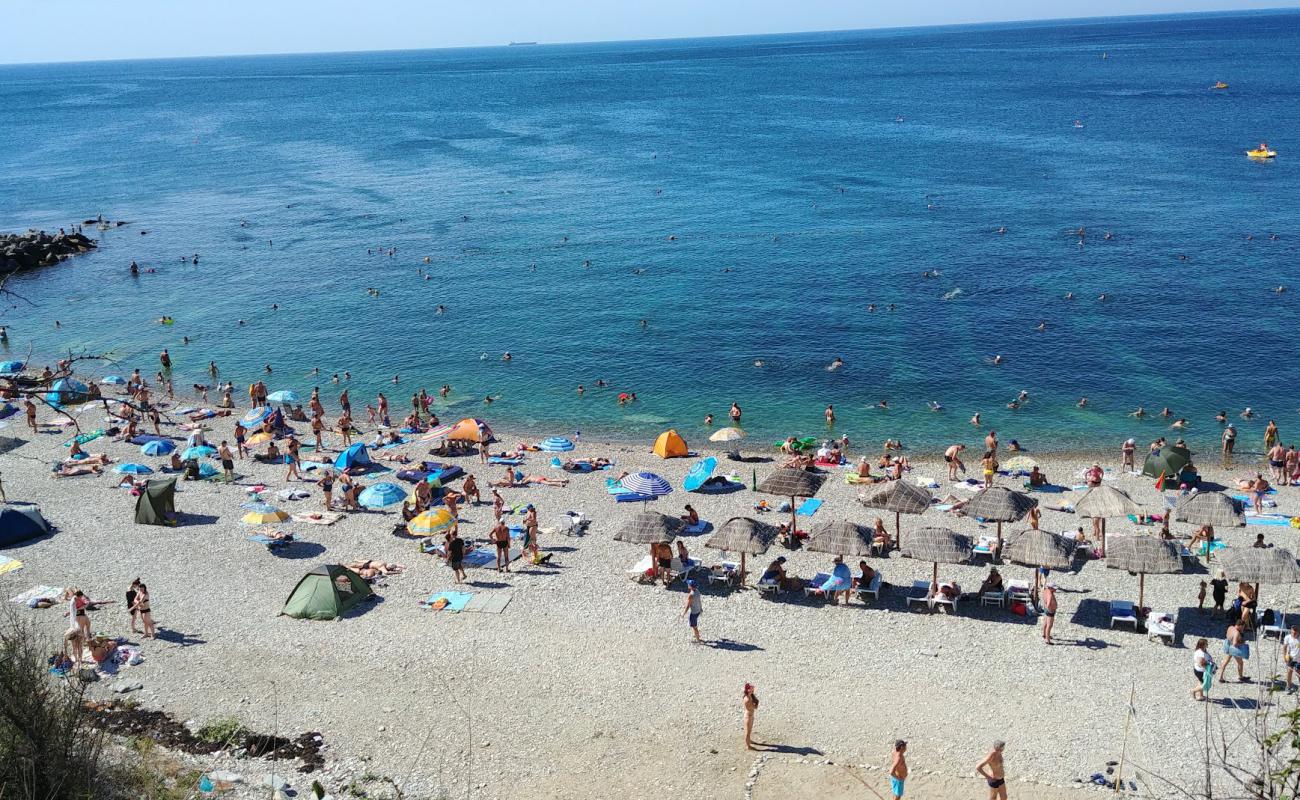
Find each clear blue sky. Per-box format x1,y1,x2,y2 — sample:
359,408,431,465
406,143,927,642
6,0,1298,64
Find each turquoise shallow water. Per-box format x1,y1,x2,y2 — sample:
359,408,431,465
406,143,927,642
0,11,1298,453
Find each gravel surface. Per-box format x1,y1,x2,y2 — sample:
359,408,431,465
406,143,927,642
5,400,1296,798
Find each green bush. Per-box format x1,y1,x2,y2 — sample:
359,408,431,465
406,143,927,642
195,717,244,746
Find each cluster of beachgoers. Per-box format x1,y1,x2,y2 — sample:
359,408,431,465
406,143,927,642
2,354,1298,798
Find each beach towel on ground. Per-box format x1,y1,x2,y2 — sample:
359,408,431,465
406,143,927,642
0,554,23,576
422,591,474,612
291,511,343,525
9,585,63,604
1247,515,1295,527
462,545,522,568
796,498,822,517
63,429,104,447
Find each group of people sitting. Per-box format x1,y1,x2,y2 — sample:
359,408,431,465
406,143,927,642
759,555,879,602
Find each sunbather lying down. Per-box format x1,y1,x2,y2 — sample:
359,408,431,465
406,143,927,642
938,494,969,513
258,527,294,542
524,474,568,487
347,559,405,580
66,453,112,467
55,462,103,477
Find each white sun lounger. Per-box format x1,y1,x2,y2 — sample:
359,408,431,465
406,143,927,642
707,561,740,587
854,571,883,601
1146,610,1176,644
1110,600,1139,630
626,555,699,583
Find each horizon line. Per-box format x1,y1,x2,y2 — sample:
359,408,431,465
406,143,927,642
1,5,1296,68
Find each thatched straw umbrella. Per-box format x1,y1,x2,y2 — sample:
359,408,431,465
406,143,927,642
959,487,1037,561
806,520,876,557
1218,547,1300,616
757,468,826,540
1173,491,1245,528
1106,535,1182,610
703,517,778,582
1004,528,1075,595
1074,485,1140,557
708,426,746,459
900,526,973,584
858,480,932,549
613,510,683,545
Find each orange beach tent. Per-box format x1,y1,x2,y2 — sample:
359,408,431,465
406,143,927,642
652,429,689,459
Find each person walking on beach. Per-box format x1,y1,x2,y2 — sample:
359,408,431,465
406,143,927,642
975,741,1007,799
1269,442,1287,483
311,413,325,451
742,683,759,750
338,411,352,447
1041,583,1058,644
317,469,335,511
492,489,505,521
944,444,966,480
447,528,467,584
285,437,301,481
889,740,908,798
1220,621,1249,683
1282,625,1300,692
218,441,234,481
681,579,703,642
24,399,37,432
234,421,247,459
1192,639,1214,700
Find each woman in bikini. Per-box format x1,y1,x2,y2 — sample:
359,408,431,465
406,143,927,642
133,583,156,639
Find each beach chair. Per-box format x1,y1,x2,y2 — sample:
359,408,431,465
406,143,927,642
854,571,883,602
708,561,740,588
1260,610,1288,639
1110,600,1139,630
931,584,960,613
756,576,780,596
905,580,932,609
803,572,833,599
1007,580,1032,604
1146,611,1176,645
972,536,998,561
980,590,1006,608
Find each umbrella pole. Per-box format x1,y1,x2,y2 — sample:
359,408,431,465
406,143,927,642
740,552,747,586
932,562,938,585
895,511,901,550
996,521,1003,563
1138,573,1145,612
1101,518,1107,558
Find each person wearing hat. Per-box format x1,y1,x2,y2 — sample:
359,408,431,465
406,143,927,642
1222,423,1237,459
1121,438,1136,472
681,579,703,642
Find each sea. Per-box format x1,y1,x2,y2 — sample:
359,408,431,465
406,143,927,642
1,10,1297,454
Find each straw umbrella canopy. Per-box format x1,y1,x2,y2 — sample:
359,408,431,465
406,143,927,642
1105,535,1183,610
709,426,747,458
1218,547,1300,612
757,468,826,538
1004,528,1075,595
900,526,973,584
613,510,684,545
1075,485,1141,557
858,480,932,549
806,520,876,557
959,487,1037,560
704,516,778,581
1173,491,1244,528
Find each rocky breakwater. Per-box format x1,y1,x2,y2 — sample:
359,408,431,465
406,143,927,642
1,229,97,274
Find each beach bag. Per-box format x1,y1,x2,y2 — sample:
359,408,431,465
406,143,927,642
1010,601,1028,616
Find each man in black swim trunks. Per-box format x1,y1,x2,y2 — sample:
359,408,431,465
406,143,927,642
975,740,1007,799
448,529,467,584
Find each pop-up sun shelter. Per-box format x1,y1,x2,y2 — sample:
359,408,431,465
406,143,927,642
134,478,176,525
0,504,51,546
281,564,373,620
334,443,372,471
652,429,688,459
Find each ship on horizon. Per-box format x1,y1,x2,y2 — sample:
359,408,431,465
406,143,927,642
508,41,538,46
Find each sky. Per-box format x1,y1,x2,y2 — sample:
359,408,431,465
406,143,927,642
5,0,1299,64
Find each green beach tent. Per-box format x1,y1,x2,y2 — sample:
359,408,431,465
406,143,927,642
281,564,373,620
1142,445,1192,481
133,478,176,526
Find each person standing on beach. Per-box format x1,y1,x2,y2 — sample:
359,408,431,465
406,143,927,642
1041,583,1058,644
944,444,966,480
1268,442,1287,483
729,402,742,425
984,430,998,453
492,519,512,572
1220,621,1249,682
681,579,703,642
1282,625,1300,691
742,683,759,750
133,582,156,639
492,489,505,521
311,413,325,451
338,411,352,447
448,528,467,584
889,740,908,798
24,399,37,432
975,741,1007,799
234,422,247,459
339,389,350,416
1121,438,1136,472
126,578,142,634
377,393,390,427
1192,639,1214,700
1222,424,1237,461
981,451,998,489
218,441,234,481
285,437,301,481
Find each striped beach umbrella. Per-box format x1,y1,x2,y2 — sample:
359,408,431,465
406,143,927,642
241,406,272,427
408,508,456,537
539,436,575,452
115,463,154,475
359,482,406,508
621,472,673,499
140,439,176,456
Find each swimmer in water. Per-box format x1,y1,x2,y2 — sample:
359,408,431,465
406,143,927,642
1276,286,1287,294
1171,418,1188,429
1098,293,1107,302
828,357,844,371
877,400,889,410
392,375,400,384
1160,407,1172,418
992,355,1003,365
1017,390,1029,403
502,352,512,361
867,304,877,312
928,400,943,412
1064,292,1075,300
436,305,446,314
1036,321,1047,331
997,226,1006,235
1007,400,1020,410
1130,407,1146,418
264,364,272,374
970,412,981,426
1077,397,1088,408
1241,407,1254,419
753,360,764,368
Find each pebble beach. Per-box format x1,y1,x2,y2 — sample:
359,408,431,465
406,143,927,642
4,393,1295,799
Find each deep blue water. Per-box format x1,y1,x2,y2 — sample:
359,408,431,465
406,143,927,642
1,11,1298,452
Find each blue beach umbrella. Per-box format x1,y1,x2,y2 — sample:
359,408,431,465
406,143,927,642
100,375,126,385
359,482,406,508
539,436,575,452
622,471,673,499
140,439,176,456
115,463,154,475
182,445,216,459
683,457,718,492
45,378,89,408
0,360,25,374
241,406,272,427
267,390,299,405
